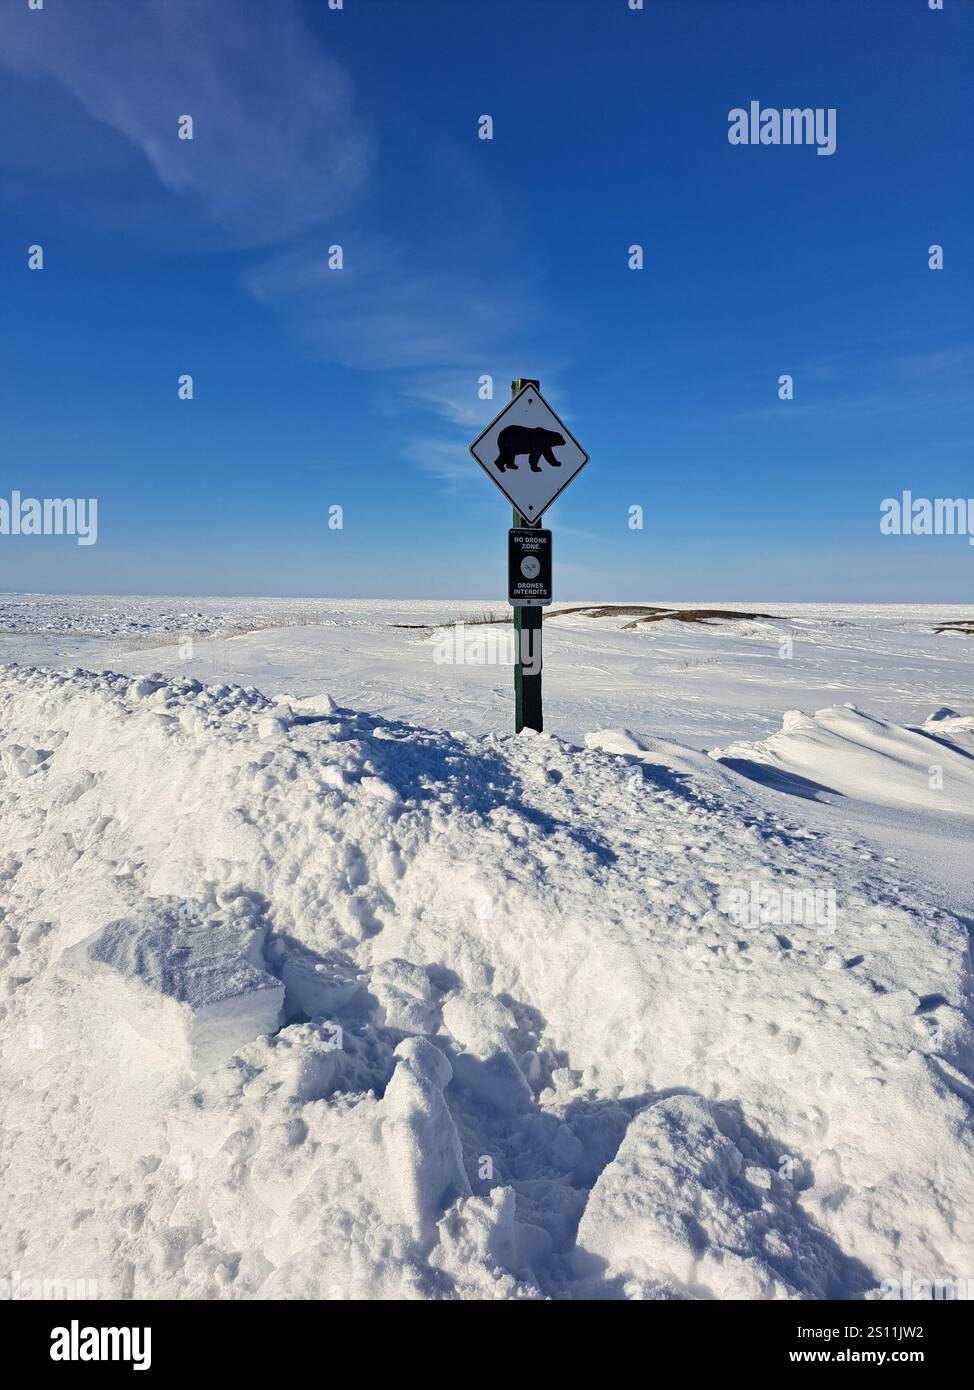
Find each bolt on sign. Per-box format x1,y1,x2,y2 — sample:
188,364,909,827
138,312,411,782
468,382,589,525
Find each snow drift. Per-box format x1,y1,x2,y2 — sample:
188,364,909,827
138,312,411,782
1,663,973,1300
711,704,974,815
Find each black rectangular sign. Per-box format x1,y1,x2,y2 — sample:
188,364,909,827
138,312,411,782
508,528,552,607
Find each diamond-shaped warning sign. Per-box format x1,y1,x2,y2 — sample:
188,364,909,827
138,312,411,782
469,383,589,523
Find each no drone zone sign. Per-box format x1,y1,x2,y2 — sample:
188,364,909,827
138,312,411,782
508,527,552,607
468,382,589,524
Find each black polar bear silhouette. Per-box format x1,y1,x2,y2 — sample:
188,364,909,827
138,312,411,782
494,425,566,473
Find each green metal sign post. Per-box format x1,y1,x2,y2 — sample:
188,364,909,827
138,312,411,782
469,376,588,736
510,378,543,733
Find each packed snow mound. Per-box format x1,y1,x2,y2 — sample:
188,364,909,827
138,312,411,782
62,903,283,1074
575,1095,859,1300
711,704,974,815
2,664,973,1300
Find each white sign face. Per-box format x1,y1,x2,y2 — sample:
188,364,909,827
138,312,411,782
469,384,588,523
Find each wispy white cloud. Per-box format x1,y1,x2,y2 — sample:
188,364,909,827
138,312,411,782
736,340,974,423
401,435,473,487
399,374,500,431
1,0,568,485
0,0,375,246
399,359,576,432
244,242,550,374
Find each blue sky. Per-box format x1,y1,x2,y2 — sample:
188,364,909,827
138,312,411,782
1,0,971,601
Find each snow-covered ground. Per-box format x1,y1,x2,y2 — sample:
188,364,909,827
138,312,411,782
1,597,972,1300
3,594,971,748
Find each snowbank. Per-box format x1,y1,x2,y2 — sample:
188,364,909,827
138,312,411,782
2,663,973,1300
